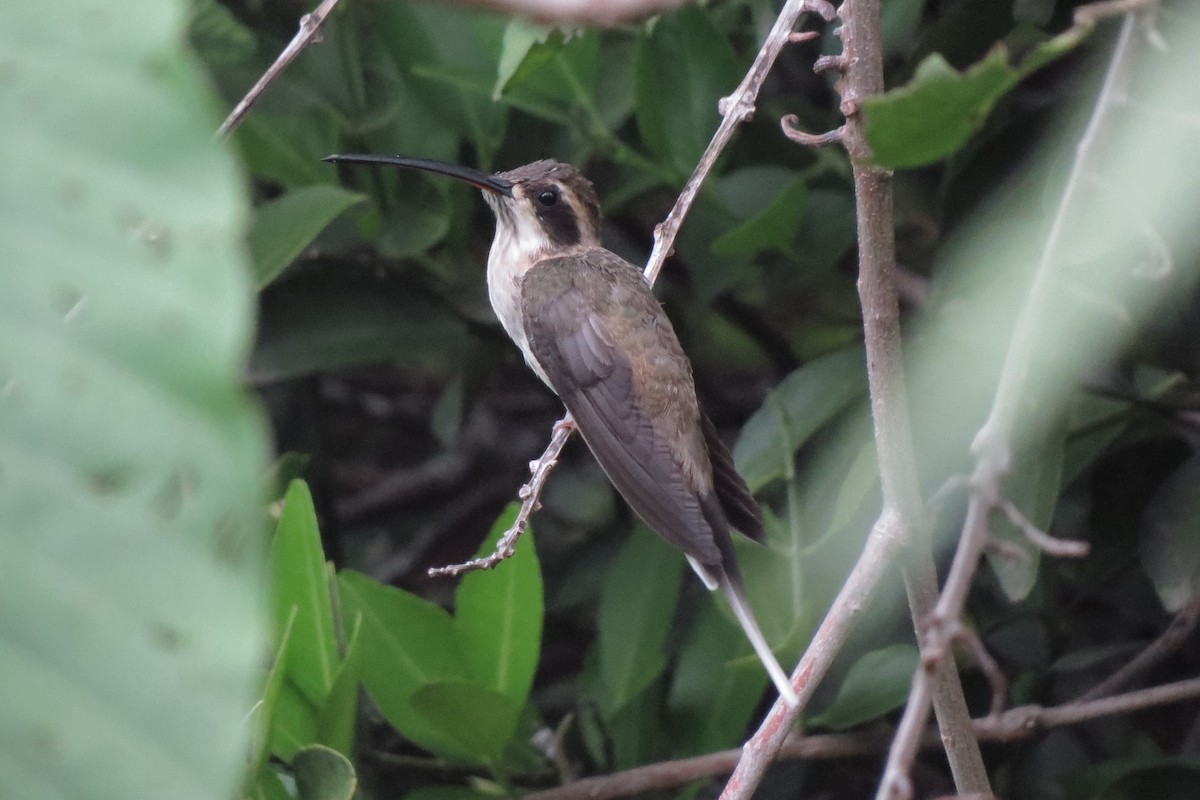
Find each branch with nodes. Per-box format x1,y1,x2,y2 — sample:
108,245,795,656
723,1,987,797
521,676,1200,800
874,4,1156,797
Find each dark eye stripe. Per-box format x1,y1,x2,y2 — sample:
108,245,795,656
532,183,578,246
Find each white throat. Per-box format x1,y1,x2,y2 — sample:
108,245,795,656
485,202,552,385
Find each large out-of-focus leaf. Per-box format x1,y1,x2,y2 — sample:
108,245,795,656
807,644,919,731
249,186,366,288
455,505,543,706
0,3,269,800
597,528,683,716
735,348,867,492
635,6,741,177
712,172,809,258
1140,453,1200,612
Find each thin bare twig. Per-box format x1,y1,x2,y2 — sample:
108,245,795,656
997,498,1090,558
875,9,1149,798
524,676,1200,800
1076,594,1200,702
217,0,341,138
428,417,574,577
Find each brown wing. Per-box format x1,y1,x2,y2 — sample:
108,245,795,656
522,252,722,565
701,412,765,542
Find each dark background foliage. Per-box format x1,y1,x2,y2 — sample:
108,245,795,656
192,0,1200,797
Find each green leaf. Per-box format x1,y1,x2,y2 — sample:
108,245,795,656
404,789,493,800
248,767,293,800
863,48,1016,169
410,681,522,763
316,613,363,758
251,606,298,771
234,112,340,189
292,744,357,800
808,644,919,730
635,6,741,177
1140,454,1200,612
249,186,366,288
712,176,809,258
455,505,544,706
0,2,269,799
337,570,476,761
667,601,768,756
493,19,557,100
272,481,338,706
597,528,683,716
268,680,319,761
734,348,868,492
864,24,1088,168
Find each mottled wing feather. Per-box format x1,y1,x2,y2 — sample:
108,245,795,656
523,254,722,565
701,412,765,542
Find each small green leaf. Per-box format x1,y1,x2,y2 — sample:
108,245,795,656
1140,454,1200,612
734,348,868,492
248,767,293,800
316,613,363,758
272,480,338,706
410,682,522,762
712,178,809,258
808,644,919,730
597,528,683,716
249,186,365,288
337,570,475,760
455,505,544,706
251,606,298,771
635,7,741,176
268,680,319,761
292,744,357,800
494,19,557,99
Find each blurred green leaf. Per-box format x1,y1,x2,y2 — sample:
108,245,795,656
455,505,544,706
250,186,366,288
635,6,741,177
252,607,297,770
271,481,338,706
667,601,767,756
712,176,809,258
808,644,918,730
337,571,476,761
268,680,319,761
369,2,508,164
597,528,683,716
251,277,470,382
187,0,257,65
316,613,362,758
494,19,558,99
248,767,293,800
410,682,522,763
1140,453,1200,612
735,348,868,492
0,2,269,799
864,23,1087,168
292,744,357,800
235,112,341,188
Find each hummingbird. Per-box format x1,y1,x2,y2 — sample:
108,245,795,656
324,154,799,708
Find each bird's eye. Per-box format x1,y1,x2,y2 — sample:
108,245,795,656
537,188,559,207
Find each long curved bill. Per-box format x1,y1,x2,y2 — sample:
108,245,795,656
322,154,513,196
